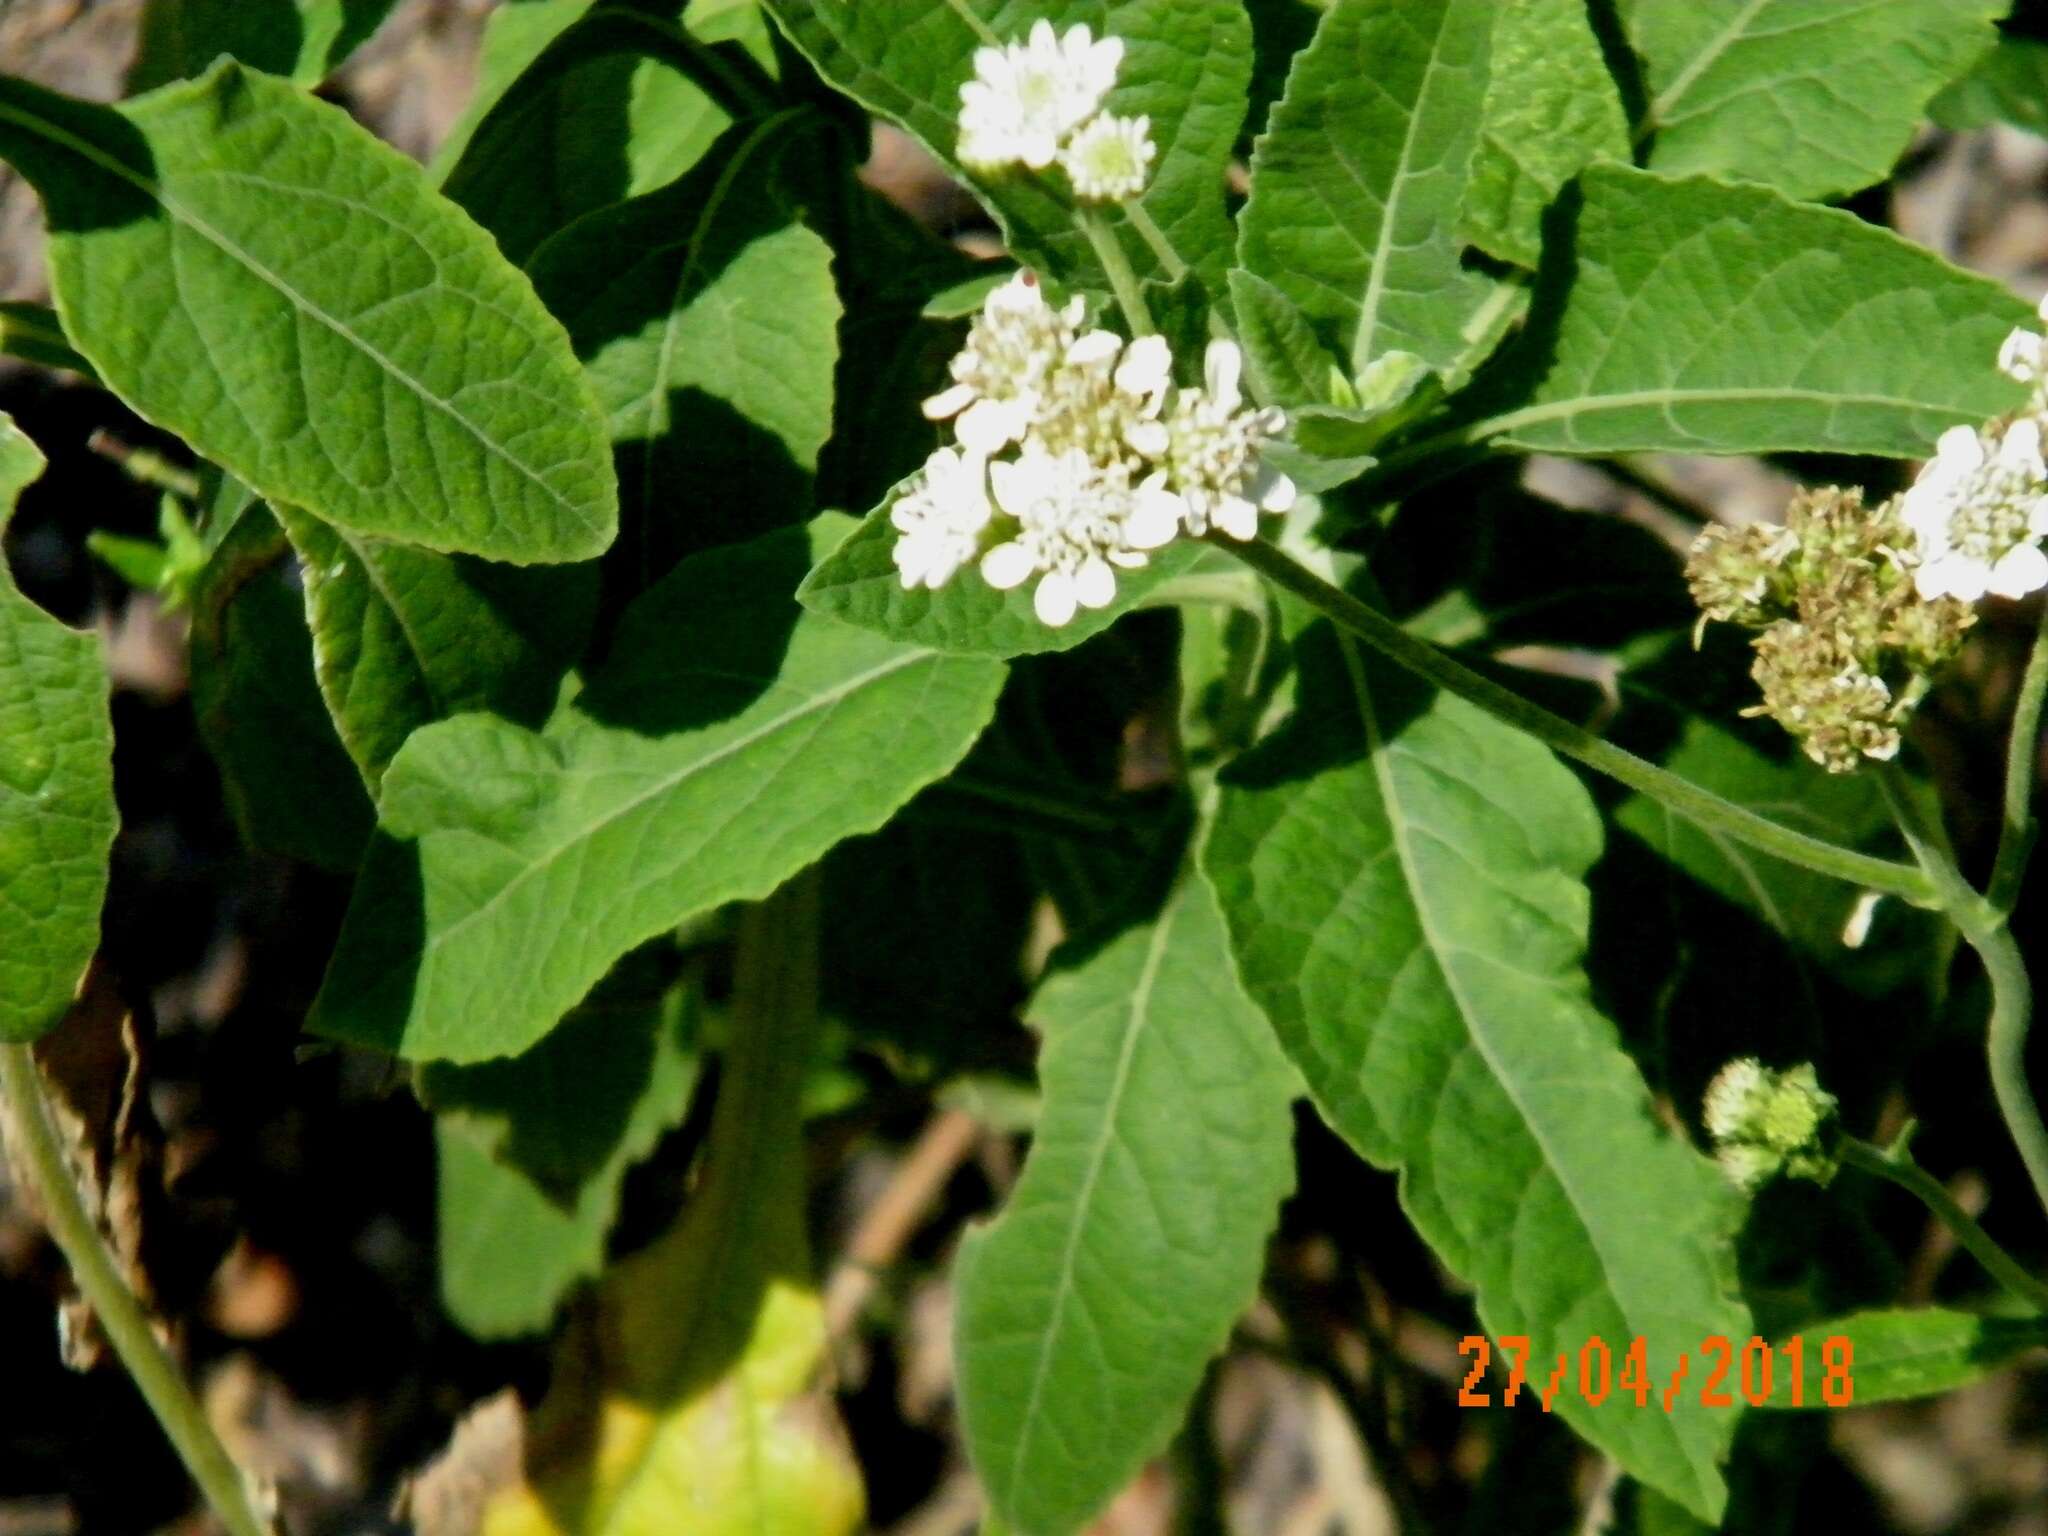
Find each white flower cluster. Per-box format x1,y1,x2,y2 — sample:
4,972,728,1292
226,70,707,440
956,21,1156,203
1905,295,2048,603
892,273,1294,626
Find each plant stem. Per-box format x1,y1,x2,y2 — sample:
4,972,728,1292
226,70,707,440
1990,601,2048,914
1122,201,1187,282
1075,205,1155,336
1878,767,2048,1219
0,1044,270,1536
1840,1137,2048,1311
1218,533,1936,900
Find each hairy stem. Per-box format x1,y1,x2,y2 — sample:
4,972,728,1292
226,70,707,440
1990,601,2048,914
1878,767,2048,1218
1076,205,1155,337
0,1044,270,1536
1220,533,1936,900
1840,1137,2048,1311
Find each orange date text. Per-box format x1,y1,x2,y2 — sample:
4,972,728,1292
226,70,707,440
1455,1334,1852,1411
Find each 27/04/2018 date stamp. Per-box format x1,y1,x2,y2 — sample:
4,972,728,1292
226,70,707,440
1456,1334,1854,1412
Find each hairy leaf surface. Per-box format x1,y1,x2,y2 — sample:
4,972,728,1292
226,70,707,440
1623,0,2004,201
311,518,1006,1061
0,65,616,562
1459,166,2029,460
762,0,1250,292
955,876,1295,1536
1239,0,1499,376
1203,624,1748,1519
1461,0,1628,268
0,419,114,1043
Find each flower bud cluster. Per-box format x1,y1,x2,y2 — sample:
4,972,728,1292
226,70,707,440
956,21,1156,204
1688,302,2048,770
1686,488,1974,773
892,273,1294,626
1702,1058,1840,1191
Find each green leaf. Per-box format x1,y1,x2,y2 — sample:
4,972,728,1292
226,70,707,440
309,516,1007,1062
1228,268,1340,410
425,955,700,1338
274,505,595,792
188,508,375,870
1202,622,1749,1520
799,499,1205,659
1456,165,2030,460
0,64,617,563
440,2,775,268
955,875,1295,1536
1755,1310,2048,1407
1932,33,2048,136
525,112,842,577
128,0,402,89
0,418,115,1042
1461,0,1628,269
1624,0,2004,202
761,0,1252,292
1238,0,1500,377
0,302,90,377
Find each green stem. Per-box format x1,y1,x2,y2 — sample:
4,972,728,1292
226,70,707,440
1990,601,2048,914
1219,534,1936,901
0,1045,270,1536
1878,767,2048,1219
1076,205,1155,337
1841,1137,2048,1311
1122,201,1187,282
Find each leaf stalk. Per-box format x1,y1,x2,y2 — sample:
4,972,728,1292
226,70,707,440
1218,533,1937,901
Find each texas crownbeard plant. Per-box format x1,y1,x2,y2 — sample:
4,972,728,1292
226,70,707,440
3,1,2048,1532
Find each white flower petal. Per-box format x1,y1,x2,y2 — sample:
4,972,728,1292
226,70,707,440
981,541,1036,590
1254,464,1297,513
1034,570,1079,626
1066,330,1122,368
1204,340,1244,410
1126,475,1185,548
2005,417,2047,478
1124,420,1170,459
1213,494,1260,541
922,382,977,421
1917,555,1989,603
1115,335,1172,401
1073,557,1117,608
1992,541,2048,598
1934,423,1986,472
957,397,1031,454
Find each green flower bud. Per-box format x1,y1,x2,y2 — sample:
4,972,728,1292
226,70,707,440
1701,1058,1841,1191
